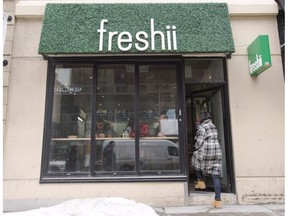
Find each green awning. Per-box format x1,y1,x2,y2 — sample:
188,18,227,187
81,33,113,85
38,3,235,55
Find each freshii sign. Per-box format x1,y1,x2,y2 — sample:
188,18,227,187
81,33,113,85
247,35,272,76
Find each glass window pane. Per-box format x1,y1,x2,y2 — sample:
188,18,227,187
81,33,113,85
49,64,93,174
139,64,180,172
95,64,135,173
46,62,182,177
185,59,224,82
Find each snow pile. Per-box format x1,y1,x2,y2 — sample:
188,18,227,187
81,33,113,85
4,197,159,216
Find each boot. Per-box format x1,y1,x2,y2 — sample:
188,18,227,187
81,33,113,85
195,180,206,189
212,199,222,208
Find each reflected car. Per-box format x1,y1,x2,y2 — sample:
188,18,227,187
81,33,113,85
99,139,179,171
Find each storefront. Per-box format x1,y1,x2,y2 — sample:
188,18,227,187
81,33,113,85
3,0,284,212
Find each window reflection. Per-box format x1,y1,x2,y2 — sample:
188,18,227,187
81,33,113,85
139,64,179,172
185,59,224,82
95,65,136,172
96,64,135,138
47,63,180,175
49,64,93,173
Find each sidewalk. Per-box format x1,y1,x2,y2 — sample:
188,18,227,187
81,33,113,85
155,204,285,216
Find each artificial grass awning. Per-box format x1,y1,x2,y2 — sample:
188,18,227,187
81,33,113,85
38,3,235,55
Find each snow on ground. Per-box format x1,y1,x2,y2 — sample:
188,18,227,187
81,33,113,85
4,197,160,216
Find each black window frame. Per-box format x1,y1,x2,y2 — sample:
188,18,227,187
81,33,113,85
40,56,188,183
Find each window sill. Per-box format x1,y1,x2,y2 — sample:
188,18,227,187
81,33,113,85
40,175,188,183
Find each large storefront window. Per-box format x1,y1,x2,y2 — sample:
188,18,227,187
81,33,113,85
42,59,183,181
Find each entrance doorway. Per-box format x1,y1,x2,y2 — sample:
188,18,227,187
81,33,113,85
184,59,234,194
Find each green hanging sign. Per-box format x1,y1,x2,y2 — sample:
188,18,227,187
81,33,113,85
247,35,272,76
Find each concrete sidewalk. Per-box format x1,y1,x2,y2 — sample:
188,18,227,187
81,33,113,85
155,204,285,216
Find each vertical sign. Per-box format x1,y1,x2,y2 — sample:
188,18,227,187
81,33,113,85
247,35,272,76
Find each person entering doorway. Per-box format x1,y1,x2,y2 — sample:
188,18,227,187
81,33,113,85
191,111,222,208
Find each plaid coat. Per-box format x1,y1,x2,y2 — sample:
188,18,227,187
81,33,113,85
191,119,222,176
